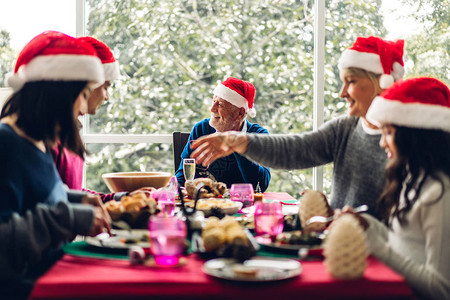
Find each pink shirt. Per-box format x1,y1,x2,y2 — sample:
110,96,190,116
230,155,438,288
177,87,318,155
53,145,121,202
54,146,84,190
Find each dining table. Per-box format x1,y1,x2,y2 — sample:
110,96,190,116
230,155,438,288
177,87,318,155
28,192,416,300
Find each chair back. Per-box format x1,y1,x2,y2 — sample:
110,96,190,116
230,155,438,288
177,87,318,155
172,131,190,172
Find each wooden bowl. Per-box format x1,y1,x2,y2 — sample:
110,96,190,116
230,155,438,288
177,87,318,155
102,172,172,192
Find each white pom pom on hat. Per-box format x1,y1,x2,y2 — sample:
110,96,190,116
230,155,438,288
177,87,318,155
379,74,394,89
6,73,25,92
367,77,450,132
7,30,104,92
213,77,257,118
338,36,405,89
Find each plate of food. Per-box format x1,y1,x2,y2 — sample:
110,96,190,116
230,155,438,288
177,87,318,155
104,193,159,229
191,198,243,217
203,256,302,282
256,230,325,254
85,229,150,249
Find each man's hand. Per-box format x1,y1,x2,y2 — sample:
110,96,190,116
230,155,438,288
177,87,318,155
82,193,111,233
190,132,249,166
88,207,112,236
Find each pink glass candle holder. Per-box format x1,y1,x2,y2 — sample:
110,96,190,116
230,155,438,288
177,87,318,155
148,216,187,266
254,201,284,238
230,183,254,208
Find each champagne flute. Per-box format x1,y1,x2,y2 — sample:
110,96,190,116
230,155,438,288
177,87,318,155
183,158,196,181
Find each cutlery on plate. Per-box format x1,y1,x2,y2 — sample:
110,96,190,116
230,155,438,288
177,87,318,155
305,204,368,226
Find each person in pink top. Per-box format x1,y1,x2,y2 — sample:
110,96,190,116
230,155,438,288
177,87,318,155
52,37,152,202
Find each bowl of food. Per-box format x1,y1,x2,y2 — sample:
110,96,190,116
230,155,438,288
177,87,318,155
102,171,172,193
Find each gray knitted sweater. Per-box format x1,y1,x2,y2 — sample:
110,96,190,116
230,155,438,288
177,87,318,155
245,116,387,217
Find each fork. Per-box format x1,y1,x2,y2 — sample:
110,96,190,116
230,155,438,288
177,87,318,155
305,204,368,226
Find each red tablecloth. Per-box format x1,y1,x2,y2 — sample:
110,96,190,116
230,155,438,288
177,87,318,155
29,254,414,300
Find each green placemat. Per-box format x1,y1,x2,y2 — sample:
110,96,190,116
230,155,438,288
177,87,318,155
64,241,298,260
63,241,129,260
264,199,298,204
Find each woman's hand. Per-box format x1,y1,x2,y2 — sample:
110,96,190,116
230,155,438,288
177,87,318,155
190,132,249,166
334,205,369,230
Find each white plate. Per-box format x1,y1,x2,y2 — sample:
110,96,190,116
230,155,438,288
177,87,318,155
85,229,150,249
193,199,243,217
203,257,302,282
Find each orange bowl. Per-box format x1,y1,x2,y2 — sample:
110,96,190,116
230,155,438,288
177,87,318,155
102,172,172,193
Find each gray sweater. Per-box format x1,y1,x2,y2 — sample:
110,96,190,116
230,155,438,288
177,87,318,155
245,116,387,217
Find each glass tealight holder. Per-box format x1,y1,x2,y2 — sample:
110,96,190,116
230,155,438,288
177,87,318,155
230,183,254,208
254,201,284,239
148,215,187,266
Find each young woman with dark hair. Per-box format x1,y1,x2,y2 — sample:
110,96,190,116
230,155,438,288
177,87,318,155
377,126,450,225
348,77,450,300
0,31,111,291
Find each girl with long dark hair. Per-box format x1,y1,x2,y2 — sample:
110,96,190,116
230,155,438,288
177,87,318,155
0,31,111,288
361,77,450,300
0,31,103,216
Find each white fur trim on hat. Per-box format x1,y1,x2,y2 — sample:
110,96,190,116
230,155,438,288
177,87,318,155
338,49,404,89
103,61,120,81
367,96,450,132
10,54,104,90
338,49,384,74
213,83,251,112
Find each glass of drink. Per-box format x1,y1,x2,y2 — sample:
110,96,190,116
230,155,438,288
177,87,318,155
157,190,176,217
183,158,196,181
254,201,284,240
148,215,187,266
230,183,254,208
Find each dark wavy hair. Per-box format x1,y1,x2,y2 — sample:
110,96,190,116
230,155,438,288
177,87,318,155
0,81,87,158
377,126,450,226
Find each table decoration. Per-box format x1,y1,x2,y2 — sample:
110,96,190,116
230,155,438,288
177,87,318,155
323,214,368,279
148,215,187,266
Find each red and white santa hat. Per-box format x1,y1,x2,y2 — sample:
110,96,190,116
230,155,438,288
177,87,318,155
78,36,120,81
213,77,256,118
366,77,450,132
338,36,405,89
7,31,104,92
